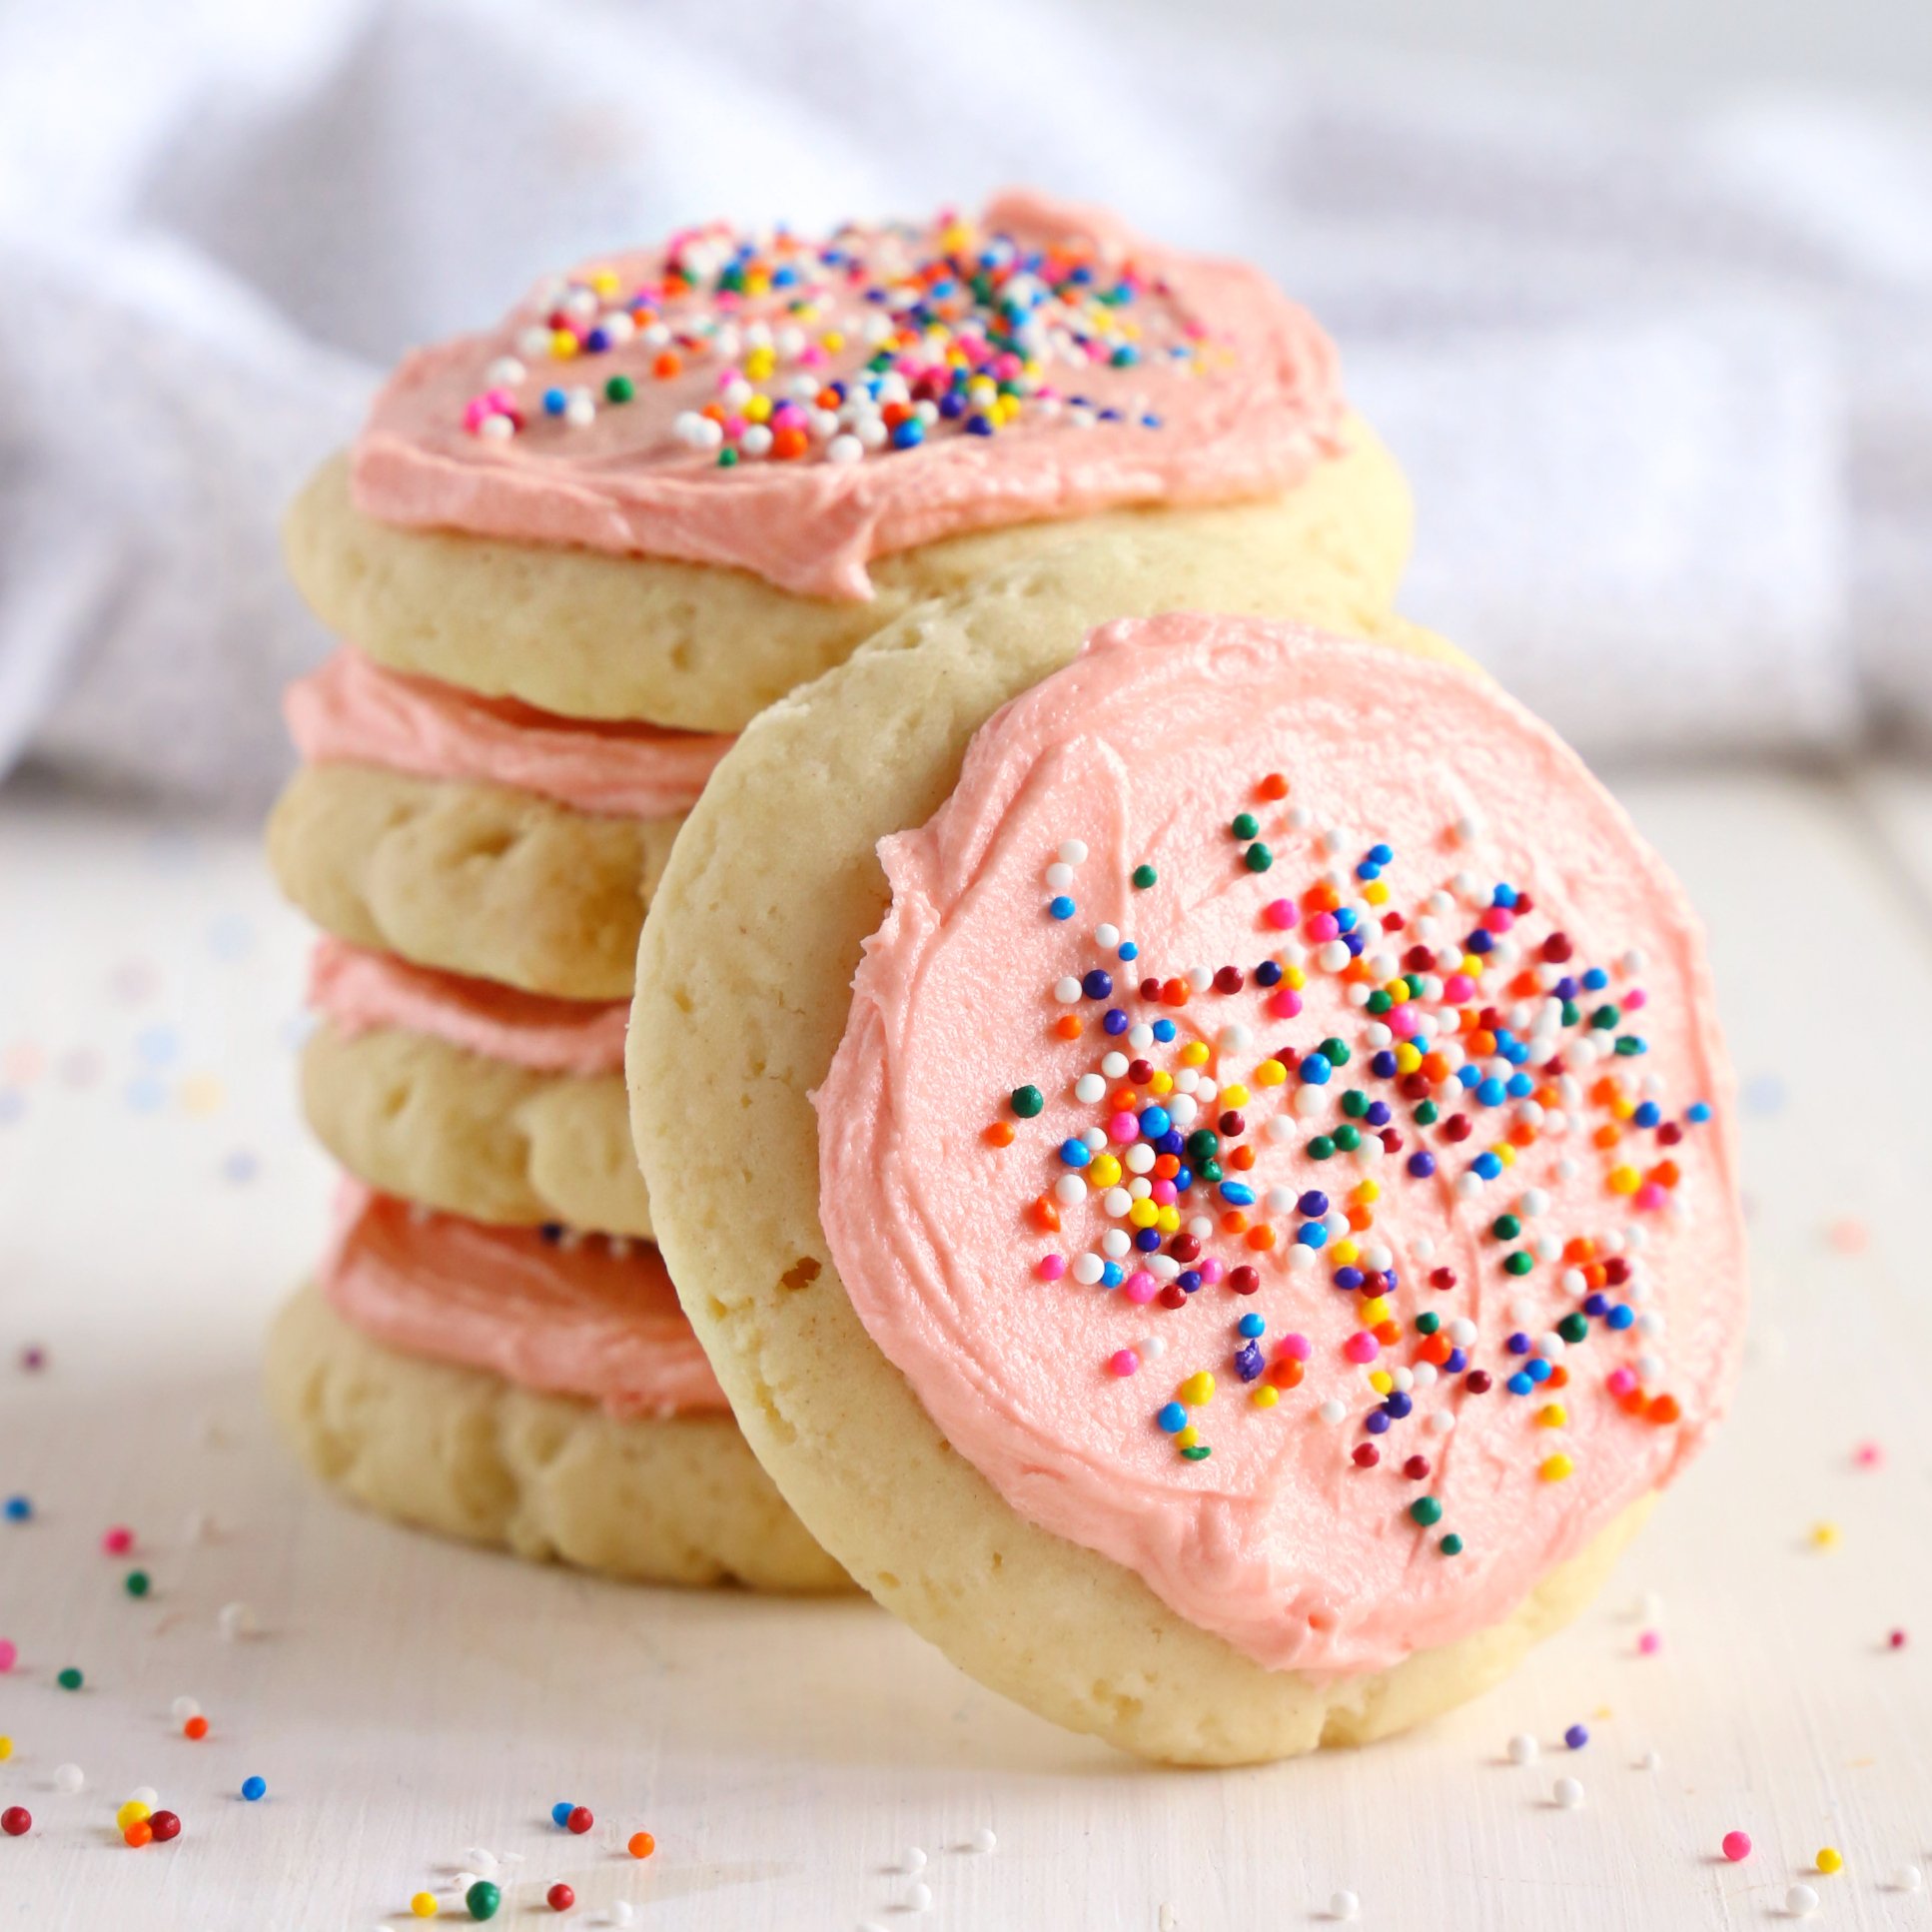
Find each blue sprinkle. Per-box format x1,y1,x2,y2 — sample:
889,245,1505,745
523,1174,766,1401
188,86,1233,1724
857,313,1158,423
1082,970,1113,1000
1506,1372,1533,1396
1583,1294,1608,1317
1177,1270,1202,1292
1235,1341,1265,1382
1465,930,1494,956
1104,1009,1129,1036
1238,1313,1266,1339
542,388,568,416
1687,1100,1712,1123
1371,1051,1399,1079
1134,1228,1162,1252
1492,883,1518,908
1582,967,1608,991
1048,896,1076,921
1334,907,1358,933
1384,1391,1413,1419
1058,1140,1091,1168
4,1495,31,1522
1456,1065,1481,1091
1564,1723,1589,1750
1297,1222,1328,1249
1139,1106,1172,1140
552,1802,575,1827
1445,1348,1467,1374
1157,1403,1188,1434
1298,1054,1333,1087
1255,961,1283,987
1218,1181,1256,1208
1119,940,1140,962
1475,1077,1506,1107
1526,1358,1553,1384
1101,1262,1125,1289
1633,1101,1661,1127
1333,1265,1364,1290
1407,1151,1436,1178
1473,1152,1502,1181
1356,861,1382,882
241,1776,268,1802
1506,1073,1534,1099
1506,1333,1531,1356
1298,1191,1329,1216
1151,1018,1177,1042
890,419,925,450
1607,1305,1635,1330
1365,1411,1391,1436
1369,843,1393,865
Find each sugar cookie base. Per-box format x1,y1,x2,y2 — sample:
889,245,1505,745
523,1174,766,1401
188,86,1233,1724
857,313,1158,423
266,1284,850,1591
285,416,1411,728
268,762,675,1001
628,519,1648,1761
303,1021,649,1240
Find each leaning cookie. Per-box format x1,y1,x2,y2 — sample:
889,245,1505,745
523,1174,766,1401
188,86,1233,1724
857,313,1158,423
629,562,1745,1760
269,649,723,1000
285,191,1411,732
266,1187,848,1591
301,940,647,1239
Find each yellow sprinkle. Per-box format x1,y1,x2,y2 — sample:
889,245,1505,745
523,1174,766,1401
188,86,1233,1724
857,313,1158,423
1493,1143,1516,1168
1128,1200,1160,1230
1536,1402,1567,1429
1611,1096,1636,1121
1362,1296,1391,1327
1222,1084,1251,1109
1250,1386,1279,1409
1369,1370,1394,1396
589,268,619,297
1174,1425,1200,1451
1607,1165,1641,1195
1460,953,1484,976
1179,1372,1215,1406
1331,1239,1360,1268
1148,1070,1173,1095
744,394,773,424
1089,1155,1121,1189
1181,1042,1210,1067
1354,1180,1381,1204
178,1073,224,1116
411,1893,441,1919
1284,965,1307,991
1811,1521,1840,1548
1384,978,1410,1003
821,331,845,353
1156,1207,1181,1234
1363,879,1390,905
548,329,578,359
116,1801,150,1830
1539,1453,1574,1482
0,1736,11,1761
1394,1044,1422,1075
1816,1848,1843,1875
743,348,775,382
1254,1059,1287,1088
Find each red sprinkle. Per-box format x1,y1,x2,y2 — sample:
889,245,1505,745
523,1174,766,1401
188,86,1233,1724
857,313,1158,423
566,1806,593,1835
547,1882,576,1911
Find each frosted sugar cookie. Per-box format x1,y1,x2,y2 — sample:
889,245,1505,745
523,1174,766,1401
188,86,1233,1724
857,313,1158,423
302,940,647,1239
286,192,1411,730
629,594,1744,1760
266,1187,847,1591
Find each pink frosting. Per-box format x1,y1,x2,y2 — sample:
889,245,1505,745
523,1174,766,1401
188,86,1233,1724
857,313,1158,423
285,647,733,817
816,615,1744,1676
308,938,625,1076
320,1182,726,1418
351,191,1345,599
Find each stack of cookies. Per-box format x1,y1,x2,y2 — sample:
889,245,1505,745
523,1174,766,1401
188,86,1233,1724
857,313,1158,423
264,192,1422,1592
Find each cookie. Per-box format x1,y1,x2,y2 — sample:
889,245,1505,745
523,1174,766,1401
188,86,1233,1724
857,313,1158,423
288,192,1411,729
629,578,1744,1760
266,1191,848,1591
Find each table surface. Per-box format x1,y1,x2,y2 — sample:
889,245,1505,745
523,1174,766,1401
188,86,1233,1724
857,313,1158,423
1,764,1929,1932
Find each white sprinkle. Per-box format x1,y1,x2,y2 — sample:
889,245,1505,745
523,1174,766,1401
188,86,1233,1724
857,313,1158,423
1637,1747,1662,1770
463,1848,498,1875
478,412,514,442
1330,1891,1361,1922
455,1873,480,1893
171,1695,201,1724
1072,1254,1105,1286
1785,1883,1819,1918
903,1846,927,1873
563,390,596,429
1053,977,1082,1004
129,1785,158,1808
218,1600,258,1641
1141,1334,1168,1360
966,1827,997,1853
483,356,524,387
906,1881,933,1912
825,434,864,465
1894,1865,1923,1893
53,1763,84,1793
1045,863,1074,891
1506,1733,1538,1765
1095,923,1120,950
1317,1399,1346,1426
1128,1024,1154,1050
611,1906,635,1927
1053,1175,1085,1207
1101,1052,1128,1078
1553,1776,1584,1809
1058,841,1088,866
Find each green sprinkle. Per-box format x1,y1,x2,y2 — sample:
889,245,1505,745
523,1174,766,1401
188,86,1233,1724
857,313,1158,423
1410,1495,1444,1527
1341,1090,1368,1119
466,1881,502,1921
1404,973,1426,999
716,447,739,468
1231,813,1258,840
1366,990,1393,1015
1319,1037,1350,1067
124,1570,150,1598
1131,864,1157,889
1615,1036,1645,1057
1557,1313,1589,1345
56,1667,82,1691
1199,1158,1224,1184
1009,1085,1044,1120
1441,1532,1464,1556
1414,1100,1439,1126
1307,1136,1336,1161
1243,843,1273,873
1415,1312,1442,1336
1333,1124,1362,1153
1560,999,1580,1026
1590,1004,1620,1030
1491,1214,1521,1241
604,374,635,404
1180,1445,1212,1461
1503,1252,1534,1277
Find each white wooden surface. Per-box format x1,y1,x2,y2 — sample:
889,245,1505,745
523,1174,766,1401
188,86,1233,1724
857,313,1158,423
0,767,1928,1932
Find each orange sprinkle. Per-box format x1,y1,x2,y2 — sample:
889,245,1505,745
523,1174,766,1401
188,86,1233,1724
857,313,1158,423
183,1715,208,1740
1153,1154,1180,1180
1647,1394,1681,1425
651,350,682,380
1346,1205,1375,1232
1245,1225,1277,1252
627,1832,656,1860
984,1122,1014,1148
1053,1015,1082,1040
1257,772,1289,800
1373,1319,1402,1347
123,1822,152,1849
1229,1145,1256,1171
1026,1196,1060,1234
1221,1211,1250,1236
1266,1357,1305,1389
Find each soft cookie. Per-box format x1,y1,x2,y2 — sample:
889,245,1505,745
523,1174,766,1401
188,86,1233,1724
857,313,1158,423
629,585,1744,1760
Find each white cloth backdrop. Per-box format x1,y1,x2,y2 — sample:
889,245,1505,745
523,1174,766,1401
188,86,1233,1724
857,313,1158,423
1,0,1928,809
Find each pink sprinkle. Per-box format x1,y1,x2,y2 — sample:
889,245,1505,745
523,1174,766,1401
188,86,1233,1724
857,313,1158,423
1343,1332,1380,1365
1634,1181,1667,1211
1035,1254,1066,1283
101,1526,134,1556
1638,1629,1661,1655
1106,1112,1139,1145
1150,1180,1177,1206
1625,987,1647,1010
1124,1271,1158,1305
1444,973,1475,1003
1306,912,1339,943
1266,989,1303,1021
1387,1004,1421,1040
1108,1350,1140,1378
1263,899,1297,931
1198,1259,1226,1286
1889,1628,1908,1649
1721,1830,1751,1863
1280,1333,1311,1361
0,1638,15,1672
1854,1442,1884,1468
1606,1367,1637,1397
1480,907,1514,934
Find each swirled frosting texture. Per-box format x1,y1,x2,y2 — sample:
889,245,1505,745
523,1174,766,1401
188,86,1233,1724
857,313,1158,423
286,647,731,817
309,939,626,1076
320,1184,725,1418
816,616,1743,1675
352,191,1344,598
